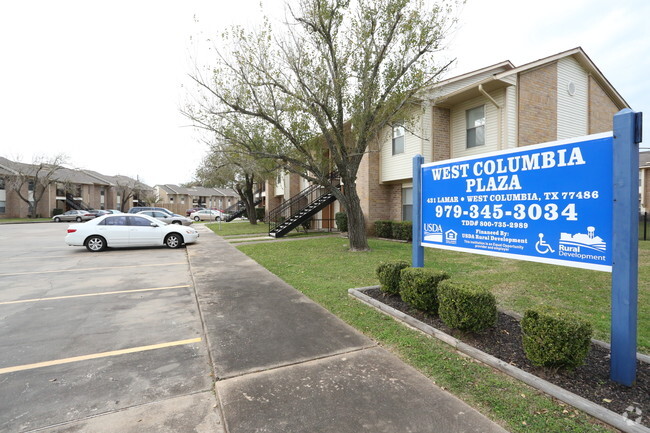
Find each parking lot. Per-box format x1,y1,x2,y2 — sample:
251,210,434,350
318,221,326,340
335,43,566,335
0,223,221,432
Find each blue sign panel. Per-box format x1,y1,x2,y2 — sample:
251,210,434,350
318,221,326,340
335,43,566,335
421,133,613,272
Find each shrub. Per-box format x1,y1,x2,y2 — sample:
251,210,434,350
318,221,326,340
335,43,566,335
52,208,64,217
392,221,413,241
521,307,592,370
374,220,393,238
399,268,450,314
438,280,497,332
376,261,410,295
255,207,265,221
335,212,348,232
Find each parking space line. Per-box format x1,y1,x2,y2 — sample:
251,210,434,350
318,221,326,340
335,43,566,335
0,262,186,277
0,285,191,306
0,338,202,375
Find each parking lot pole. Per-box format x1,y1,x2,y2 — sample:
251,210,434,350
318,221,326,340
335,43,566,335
611,109,642,386
412,154,424,268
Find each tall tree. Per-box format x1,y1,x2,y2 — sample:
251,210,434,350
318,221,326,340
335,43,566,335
187,0,457,251
4,154,68,218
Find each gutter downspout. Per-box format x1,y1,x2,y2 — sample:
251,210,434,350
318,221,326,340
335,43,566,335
478,84,503,149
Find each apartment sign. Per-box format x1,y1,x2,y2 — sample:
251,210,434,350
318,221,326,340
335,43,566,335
420,133,614,272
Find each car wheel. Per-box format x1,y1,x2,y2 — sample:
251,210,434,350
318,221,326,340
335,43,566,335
54,217,61,222
171,220,182,225
194,216,200,221
86,235,106,252
215,216,221,222
76,216,82,222
165,233,183,249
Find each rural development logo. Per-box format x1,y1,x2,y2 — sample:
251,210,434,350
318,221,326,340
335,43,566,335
558,226,607,262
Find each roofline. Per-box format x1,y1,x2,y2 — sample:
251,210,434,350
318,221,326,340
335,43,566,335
0,162,18,175
81,170,114,186
435,60,515,88
494,47,630,109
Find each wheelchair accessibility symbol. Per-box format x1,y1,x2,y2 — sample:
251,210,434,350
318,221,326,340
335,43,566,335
535,233,555,254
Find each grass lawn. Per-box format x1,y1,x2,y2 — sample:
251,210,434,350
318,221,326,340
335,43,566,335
207,220,340,240
237,236,649,433
206,220,270,237
0,218,51,223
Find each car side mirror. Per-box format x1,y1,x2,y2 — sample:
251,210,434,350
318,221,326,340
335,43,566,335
150,222,158,227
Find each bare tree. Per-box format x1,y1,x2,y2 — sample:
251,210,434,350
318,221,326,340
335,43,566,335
196,131,277,224
114,175,150,211
4,154,68,218
185,0,457,251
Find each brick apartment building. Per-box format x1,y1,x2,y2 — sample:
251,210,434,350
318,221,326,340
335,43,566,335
0,157,153,218
267,47,630,233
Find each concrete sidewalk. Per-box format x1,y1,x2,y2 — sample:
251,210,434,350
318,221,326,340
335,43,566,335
188,225,509,433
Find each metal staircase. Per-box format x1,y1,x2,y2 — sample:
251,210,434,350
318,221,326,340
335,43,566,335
66,193,91,211
268,175,339,238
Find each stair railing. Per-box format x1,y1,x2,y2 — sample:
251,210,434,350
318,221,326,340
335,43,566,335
268,172,340,233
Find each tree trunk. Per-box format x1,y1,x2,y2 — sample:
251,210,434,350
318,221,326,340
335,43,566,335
339,179,369,252
236,182,258,225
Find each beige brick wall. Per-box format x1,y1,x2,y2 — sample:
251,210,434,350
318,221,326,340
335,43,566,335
432,107,451,161
589,76,620,134
265,181,282,213
357,148,405,234
518,63,557,146
6,188,25,218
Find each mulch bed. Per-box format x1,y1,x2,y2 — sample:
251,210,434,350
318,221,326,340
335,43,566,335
363,288,649,428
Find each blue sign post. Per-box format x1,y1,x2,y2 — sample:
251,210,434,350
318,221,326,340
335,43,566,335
611,109,642,386
413,110,642,385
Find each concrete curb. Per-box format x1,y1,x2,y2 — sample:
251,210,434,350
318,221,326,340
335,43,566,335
348,286,649,433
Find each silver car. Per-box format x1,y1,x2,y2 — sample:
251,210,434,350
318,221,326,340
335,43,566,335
52,210,96,222
137,210,193,226
190,209,224,221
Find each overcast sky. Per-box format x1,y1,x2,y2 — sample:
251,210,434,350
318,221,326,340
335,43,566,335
1,0,647,186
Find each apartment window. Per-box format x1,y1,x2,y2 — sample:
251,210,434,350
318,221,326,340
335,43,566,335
0,201,5,213
28,180,35,191
466,105,485,148
170,196,174,203
402,187,413,221
0,178,4,190
392,124,405,155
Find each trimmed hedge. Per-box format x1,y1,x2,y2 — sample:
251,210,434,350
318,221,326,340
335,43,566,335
392,221,412,241
521,307,593,370
399,268,450,314
376,261,410,295
374,220,393,238
255,207,265,221
438,280,497,333
335,212,348,232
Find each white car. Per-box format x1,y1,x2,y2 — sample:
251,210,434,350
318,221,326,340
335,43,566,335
190,209,224,222
65,213,199,252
